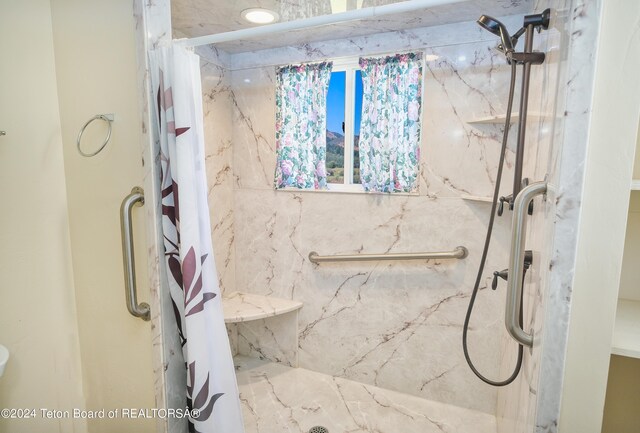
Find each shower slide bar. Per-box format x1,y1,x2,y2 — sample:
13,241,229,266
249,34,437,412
119,187,150,321
309,246,468,264
175,0,466,48
506,181,547,348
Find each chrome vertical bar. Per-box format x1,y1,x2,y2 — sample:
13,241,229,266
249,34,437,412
120,187,150,321
506,181,546,347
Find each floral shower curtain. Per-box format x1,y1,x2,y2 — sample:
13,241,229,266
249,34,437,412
150,46,245,433
358,53,423,193
274,62,333,189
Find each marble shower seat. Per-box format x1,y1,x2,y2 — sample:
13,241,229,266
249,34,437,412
235,356,497,433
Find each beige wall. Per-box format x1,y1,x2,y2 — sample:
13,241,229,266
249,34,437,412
621,125,640,301
601,355,640,433
0,1,86,432
633,123,640,180
618,191,640,301
49,0,156,432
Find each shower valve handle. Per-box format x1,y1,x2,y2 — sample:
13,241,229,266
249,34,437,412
492,269,509,290
492,251,533,290
498,195,512,216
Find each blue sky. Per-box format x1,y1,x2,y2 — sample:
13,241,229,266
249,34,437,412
326,70,362,135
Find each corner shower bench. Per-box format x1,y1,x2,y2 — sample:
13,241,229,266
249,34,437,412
222,291,303,323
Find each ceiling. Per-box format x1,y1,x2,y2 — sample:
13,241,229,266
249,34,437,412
171,0,534,53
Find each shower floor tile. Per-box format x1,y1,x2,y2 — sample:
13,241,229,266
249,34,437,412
235,356,497,433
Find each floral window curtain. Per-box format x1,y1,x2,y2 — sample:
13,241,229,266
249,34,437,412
358,53,423,193
274,62,333,190
150,46,245,433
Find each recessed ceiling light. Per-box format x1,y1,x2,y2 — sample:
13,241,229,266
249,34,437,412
241,8,279,24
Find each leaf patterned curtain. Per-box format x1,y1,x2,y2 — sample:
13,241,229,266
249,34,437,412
358,53,423,193
274,62,333,190
150,46,245,433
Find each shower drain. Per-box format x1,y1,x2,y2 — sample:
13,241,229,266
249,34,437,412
308,427,329,433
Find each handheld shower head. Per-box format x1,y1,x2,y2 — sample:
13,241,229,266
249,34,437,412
477,15,514,53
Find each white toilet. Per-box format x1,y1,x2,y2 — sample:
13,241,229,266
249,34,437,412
0,345,9,377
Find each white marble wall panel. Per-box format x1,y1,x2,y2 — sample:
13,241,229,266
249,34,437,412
496,1,603,433
496,15,562,432
230,67,277,190
533,0,602,431
144,0,601,430
133,1,181,433
201,59,236,295
172,0,532,54
230,16,523,70
236,312,300,367
227,35,521,414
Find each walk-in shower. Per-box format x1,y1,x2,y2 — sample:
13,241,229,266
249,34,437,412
133,0,597,432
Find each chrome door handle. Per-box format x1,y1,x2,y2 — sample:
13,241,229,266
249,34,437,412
506,181,547,347
120,187,150,321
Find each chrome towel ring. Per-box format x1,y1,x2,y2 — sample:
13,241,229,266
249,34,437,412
76,114,114,157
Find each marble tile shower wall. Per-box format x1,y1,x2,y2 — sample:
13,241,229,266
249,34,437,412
135,0,602,430
196,18,537,415
496,8,563,433
132,1,184,432
496,1,602,432
201,58,236,297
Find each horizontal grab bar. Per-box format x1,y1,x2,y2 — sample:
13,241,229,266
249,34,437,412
309,246,468,264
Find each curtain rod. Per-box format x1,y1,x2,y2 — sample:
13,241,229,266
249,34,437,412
175,0,467,48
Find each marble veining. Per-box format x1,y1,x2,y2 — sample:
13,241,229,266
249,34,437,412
172,0,533,54
133,0,182,432
235,356,498,433
532,0,603,432
496,7,564,433
495,1,604,432
227,15,524,71
132,0,606,430
201,59,236,296
235,312,300,367
222,32,520,414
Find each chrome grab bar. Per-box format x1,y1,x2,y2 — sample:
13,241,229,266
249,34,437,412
506,181,547,348
309,246,468,264
119,187,150,321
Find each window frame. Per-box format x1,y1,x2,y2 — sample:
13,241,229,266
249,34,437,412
326,57,364,193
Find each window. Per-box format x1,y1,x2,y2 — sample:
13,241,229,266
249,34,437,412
274,53,423,194
325,59,363,190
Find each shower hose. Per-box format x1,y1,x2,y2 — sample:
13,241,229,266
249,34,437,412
462,61,524,386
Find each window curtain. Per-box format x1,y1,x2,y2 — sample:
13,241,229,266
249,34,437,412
358,53,423,193
274,62,333,190
150,46,245,433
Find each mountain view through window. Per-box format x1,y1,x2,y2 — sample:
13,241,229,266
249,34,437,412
326,70,362,184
